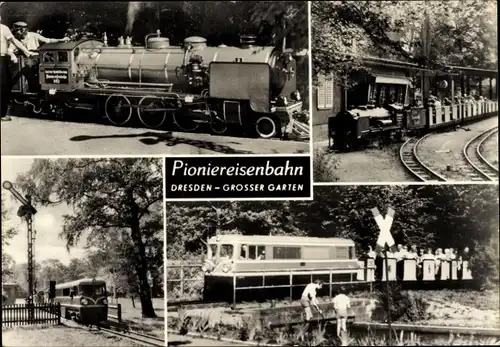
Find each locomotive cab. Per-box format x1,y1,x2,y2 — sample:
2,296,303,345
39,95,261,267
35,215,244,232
38,39,104,93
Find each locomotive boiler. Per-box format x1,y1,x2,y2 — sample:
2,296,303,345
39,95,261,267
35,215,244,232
14,32,303,138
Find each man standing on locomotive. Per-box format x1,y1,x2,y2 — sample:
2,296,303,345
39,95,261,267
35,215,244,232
9,21,70,92
1,13,35,122
10,21,70,52
300,280,324,322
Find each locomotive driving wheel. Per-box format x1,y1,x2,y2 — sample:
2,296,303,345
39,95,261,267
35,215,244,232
105,94,133,126
137,96,167,129
209,114,228,135
173,112,200,132
255,116,277,139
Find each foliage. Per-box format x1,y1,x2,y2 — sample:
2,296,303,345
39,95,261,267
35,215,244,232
375,283,428,323
168,312,500,346
1,1,307,49
312,0,498,86
167,185,498,300
468,242,499,290
1,193,18,282
313,148,340,182
13,158,163,318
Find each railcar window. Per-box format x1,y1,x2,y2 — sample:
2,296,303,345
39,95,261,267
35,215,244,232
58,52,68,63
81,285,106,297
335,246,349,259
257,246,266,260
240,245,248,259
248,245,266,260
43,52,56,63
220,244,234,258
62,288,70,296
273,246,301,259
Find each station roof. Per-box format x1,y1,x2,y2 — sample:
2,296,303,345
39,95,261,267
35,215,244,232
208,234,355,246
363,55,498,78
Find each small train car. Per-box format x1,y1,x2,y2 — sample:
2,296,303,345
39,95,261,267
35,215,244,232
54,278,108,325
201,234,362,302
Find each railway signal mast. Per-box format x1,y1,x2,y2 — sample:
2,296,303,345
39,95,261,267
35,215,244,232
2,181,38,320
371,207,396,346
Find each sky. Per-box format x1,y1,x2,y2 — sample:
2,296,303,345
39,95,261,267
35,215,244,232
1,157,86,266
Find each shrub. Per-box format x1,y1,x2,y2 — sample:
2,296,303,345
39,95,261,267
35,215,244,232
313,148,340,182
375,283,428,323
468,242,499,290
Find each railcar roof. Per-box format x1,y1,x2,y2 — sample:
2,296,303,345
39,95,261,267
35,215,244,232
39,39,103,51
55,278,106,289
208,234,355,245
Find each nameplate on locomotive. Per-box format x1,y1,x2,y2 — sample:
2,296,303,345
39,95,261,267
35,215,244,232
44,68,69,84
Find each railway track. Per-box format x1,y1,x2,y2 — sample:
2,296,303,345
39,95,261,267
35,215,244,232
99,326,165,346
463,126,499,181
400,135,448,182
167,299,236,311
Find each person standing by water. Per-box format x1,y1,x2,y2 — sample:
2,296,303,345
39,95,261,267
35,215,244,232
332,286,351,339
300,280,324,322
0,12,35,121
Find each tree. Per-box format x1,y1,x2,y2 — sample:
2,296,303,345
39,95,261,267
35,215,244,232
1,193,18,282
167,185,498,262
37,259,68,288
312,0,498,86
15,158,163,318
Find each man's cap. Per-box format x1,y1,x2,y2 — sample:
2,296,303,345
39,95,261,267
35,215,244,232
13,21,28,28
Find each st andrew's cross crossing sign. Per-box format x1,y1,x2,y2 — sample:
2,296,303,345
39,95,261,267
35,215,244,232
371,207,396,253
370,206,396,344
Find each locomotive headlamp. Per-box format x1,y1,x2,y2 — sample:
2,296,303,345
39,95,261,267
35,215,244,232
80,298,88,305
102,299,108,305
222,264,230,273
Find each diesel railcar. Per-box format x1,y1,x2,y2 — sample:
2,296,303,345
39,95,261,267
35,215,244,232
53,278,108,325
12,33,303,139
201,234,362,302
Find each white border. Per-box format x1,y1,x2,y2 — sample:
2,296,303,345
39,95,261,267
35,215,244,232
313,181,497,186
166,197,314,202
2,153,311,160
307,0,314,199
162,157,168,345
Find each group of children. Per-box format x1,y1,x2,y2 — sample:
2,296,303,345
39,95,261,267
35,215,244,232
300,280,350,338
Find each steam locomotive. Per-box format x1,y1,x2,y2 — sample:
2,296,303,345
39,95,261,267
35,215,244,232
12,32,303,139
